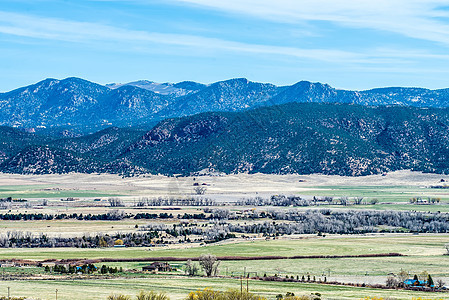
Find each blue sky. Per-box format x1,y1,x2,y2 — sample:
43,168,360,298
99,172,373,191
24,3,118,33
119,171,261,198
2,0,449,91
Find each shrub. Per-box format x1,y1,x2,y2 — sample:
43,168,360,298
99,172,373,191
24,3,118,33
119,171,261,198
185,288,266,300
114,239,124,246
136,291,169,300
107,294,131,300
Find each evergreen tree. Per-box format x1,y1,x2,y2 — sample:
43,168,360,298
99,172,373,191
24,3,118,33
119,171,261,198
101,265,108,274
428,274,434,287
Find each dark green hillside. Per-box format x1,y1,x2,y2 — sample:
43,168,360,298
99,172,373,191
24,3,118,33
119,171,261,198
0,145,144,175
52,126,145,161
0,145,97,174
0,127,52,162
123,103,449,176
2,103,449,176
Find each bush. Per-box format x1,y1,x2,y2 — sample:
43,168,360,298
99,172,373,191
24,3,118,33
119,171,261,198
136,291,169,300
185,288,266,300
107,294,131,300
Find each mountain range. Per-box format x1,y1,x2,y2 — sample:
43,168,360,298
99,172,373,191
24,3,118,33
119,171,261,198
2,77,449,176
1,102,449,176
2,77,449,133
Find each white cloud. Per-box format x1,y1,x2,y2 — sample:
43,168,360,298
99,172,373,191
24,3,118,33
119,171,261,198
1,9,449,66
0,11,369,63
174,0,449,46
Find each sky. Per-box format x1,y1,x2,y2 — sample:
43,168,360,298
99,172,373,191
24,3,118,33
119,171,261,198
2,0,449,92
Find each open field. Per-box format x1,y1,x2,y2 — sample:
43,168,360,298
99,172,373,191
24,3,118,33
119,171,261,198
0,234,447,260
0,170,448,198
1,235,448,281
0,276,447,300
1,172,449,299
1,171,449,212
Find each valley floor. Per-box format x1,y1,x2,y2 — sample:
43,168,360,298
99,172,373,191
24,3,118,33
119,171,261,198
0,171,448,299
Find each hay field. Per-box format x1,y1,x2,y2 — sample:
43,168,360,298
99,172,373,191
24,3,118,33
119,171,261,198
0,171,449,299
0,276,447,300
1,170,448,201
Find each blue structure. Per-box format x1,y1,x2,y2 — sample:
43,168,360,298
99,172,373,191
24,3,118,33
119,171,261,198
403,279,433,287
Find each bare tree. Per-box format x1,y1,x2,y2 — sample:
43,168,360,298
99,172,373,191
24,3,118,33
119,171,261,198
445,243,449,255
338,197,348,206
199,254,220,277
397,269,409,285
436,279,446,288
194,186,207,195
386,276,398,288
418,270,429,281
324,196,333,205
353,197,364,205
108,198,124,207
107,210,125,220
135,198,146,207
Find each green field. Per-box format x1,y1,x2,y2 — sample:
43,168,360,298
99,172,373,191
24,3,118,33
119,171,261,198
0,234,446,260
0,229,447,299
1,174,449,299
1,235,449,281
300,185,449,203
0,184,121,199
1,276,447,300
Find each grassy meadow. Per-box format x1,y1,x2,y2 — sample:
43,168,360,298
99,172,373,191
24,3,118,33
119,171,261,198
0,172,449,299
0,276,447,300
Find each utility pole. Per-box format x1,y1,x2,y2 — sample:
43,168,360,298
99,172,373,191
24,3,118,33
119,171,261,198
240,276,243,294
246,276,249,292
56,289,58,300
7,286,10,300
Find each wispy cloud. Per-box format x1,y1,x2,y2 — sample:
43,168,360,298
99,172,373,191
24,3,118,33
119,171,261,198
0,11,371,63
174,0,449,47
1,9,449,67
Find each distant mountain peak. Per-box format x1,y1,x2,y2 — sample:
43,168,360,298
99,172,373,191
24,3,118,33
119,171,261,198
2,77,449,131
105,80,192,96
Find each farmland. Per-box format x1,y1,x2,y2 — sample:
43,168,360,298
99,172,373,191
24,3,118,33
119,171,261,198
0,171,448,299
1,276,448,300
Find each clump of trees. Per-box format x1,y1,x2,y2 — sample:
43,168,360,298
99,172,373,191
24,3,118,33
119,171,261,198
46,263,98,274
184,259,199,276
409,197,441,204
108,198,125,207
385,270,445,289
237,195,368,207
2,209,449,248
0,210,129,221
133,197,216,207
100,265,122,274
0,230,159,248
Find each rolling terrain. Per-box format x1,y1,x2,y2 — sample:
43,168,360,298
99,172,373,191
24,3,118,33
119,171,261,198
2,77,449,131
1,103,449,176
